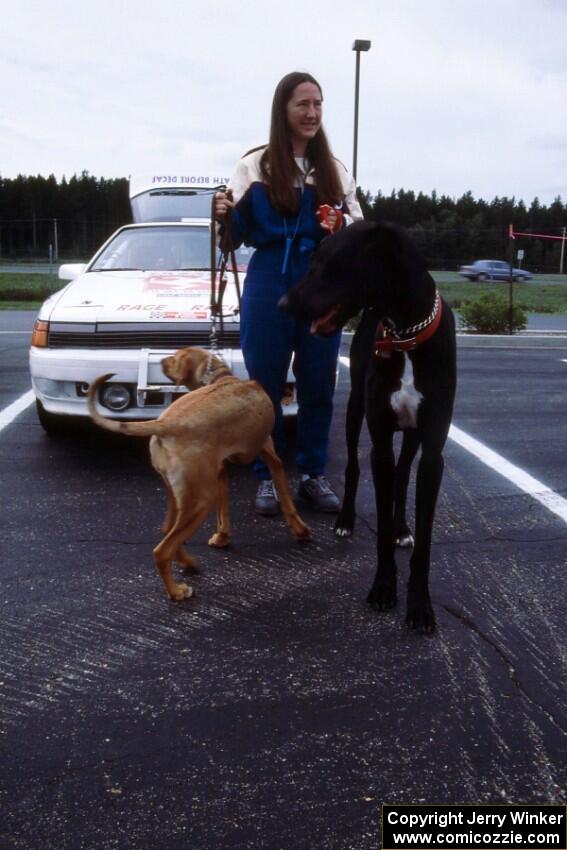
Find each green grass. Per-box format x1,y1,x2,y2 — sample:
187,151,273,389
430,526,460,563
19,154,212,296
433,273,567,314
0,272,67,310
0,273,64,309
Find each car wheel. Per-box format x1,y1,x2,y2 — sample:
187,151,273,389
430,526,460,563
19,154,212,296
477,273,488,281
35,399,73,437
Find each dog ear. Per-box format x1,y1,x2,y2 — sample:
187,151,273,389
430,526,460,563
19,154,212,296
181,350,208,388
192,360,209,387
168,348,198,388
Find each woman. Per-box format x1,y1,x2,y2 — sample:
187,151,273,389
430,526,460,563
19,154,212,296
215,71,363,515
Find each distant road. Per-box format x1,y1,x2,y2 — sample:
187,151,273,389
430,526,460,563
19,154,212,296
0,263,61,274
0,262,85,274
524,313,567,330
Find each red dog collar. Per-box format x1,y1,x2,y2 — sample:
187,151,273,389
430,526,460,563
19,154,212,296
374,290,443,358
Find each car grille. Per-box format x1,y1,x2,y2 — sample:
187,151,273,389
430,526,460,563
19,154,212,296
48,323,241,349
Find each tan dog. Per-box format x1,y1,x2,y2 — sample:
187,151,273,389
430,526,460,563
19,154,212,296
87,348,311,601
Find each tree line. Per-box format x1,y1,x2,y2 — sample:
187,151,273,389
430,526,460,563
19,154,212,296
0,172,130,262
1,171,566,272
359,189,566,272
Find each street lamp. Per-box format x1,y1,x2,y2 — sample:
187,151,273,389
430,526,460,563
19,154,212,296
352,39,371,183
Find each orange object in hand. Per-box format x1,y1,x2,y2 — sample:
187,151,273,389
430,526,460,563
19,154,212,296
316,204,344,233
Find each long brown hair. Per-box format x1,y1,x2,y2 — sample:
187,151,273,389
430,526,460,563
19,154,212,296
260,71,343,216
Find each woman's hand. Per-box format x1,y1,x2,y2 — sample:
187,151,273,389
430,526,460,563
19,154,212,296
214,191,234,220
320,208,338,232
316,204,343,233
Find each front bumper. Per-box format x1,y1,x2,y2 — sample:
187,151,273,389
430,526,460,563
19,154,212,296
30,346,298,419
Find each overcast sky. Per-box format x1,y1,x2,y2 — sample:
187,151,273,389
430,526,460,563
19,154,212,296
1,0,566,205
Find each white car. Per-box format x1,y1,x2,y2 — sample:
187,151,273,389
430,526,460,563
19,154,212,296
30,217,297,433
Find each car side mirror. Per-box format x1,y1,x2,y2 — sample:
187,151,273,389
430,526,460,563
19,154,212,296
58,263,87,280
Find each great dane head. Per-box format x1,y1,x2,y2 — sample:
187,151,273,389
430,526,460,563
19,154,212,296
279,220,432,336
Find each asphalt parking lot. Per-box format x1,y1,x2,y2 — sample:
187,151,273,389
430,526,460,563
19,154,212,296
1,314,566,850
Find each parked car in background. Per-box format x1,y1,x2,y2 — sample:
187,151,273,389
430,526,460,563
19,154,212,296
459,259,532,282
29,172,298,435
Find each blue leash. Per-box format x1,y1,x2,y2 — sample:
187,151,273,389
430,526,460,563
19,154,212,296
281,212,302,276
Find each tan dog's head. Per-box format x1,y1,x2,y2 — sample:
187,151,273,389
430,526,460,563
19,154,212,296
162,348,227,390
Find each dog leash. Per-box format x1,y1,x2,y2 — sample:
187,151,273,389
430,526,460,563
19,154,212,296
206,190,245,384
209,190,242,346
200,350,232,386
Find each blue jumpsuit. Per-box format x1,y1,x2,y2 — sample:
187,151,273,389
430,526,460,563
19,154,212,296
227,147,363,479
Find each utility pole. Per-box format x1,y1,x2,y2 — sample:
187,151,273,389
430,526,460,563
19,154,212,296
508,224,515,335
352,39,371,183
32,203,37,252
560,226,566,275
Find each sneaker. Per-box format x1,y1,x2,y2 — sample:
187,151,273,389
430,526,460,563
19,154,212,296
255,480,280,516
298,475,340,513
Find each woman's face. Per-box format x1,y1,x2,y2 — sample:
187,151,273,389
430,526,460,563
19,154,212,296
286,81,322,152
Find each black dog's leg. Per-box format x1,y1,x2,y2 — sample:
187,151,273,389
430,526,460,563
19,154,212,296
334,386,364,537
393,429,420,548
405,307,456,633
335,310,378,538
367,437,398,610
405,436,445,633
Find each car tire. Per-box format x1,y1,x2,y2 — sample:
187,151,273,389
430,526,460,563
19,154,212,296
35,399,73,437
477,273,488,281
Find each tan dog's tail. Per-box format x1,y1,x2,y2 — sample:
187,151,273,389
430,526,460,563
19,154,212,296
87,374,163,437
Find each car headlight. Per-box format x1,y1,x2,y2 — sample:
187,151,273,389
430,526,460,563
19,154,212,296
100,383,131,412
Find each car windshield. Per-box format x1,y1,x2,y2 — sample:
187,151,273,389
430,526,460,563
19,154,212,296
90,225,253,272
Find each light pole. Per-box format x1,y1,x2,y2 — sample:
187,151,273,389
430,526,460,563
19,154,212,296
352,39,371,184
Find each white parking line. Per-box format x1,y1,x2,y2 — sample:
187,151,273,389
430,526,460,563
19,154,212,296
449,425,567,524
338,355,567,525
0,390,35,434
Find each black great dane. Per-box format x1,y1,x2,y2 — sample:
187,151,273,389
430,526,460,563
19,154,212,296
280,221,457,633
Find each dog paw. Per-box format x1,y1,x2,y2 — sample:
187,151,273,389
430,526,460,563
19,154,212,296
334,512,355,538
295,522,312,541
367,582,397,611
395,532,414,549
208,532,230,548
405,590,436,634
170,582,193,602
